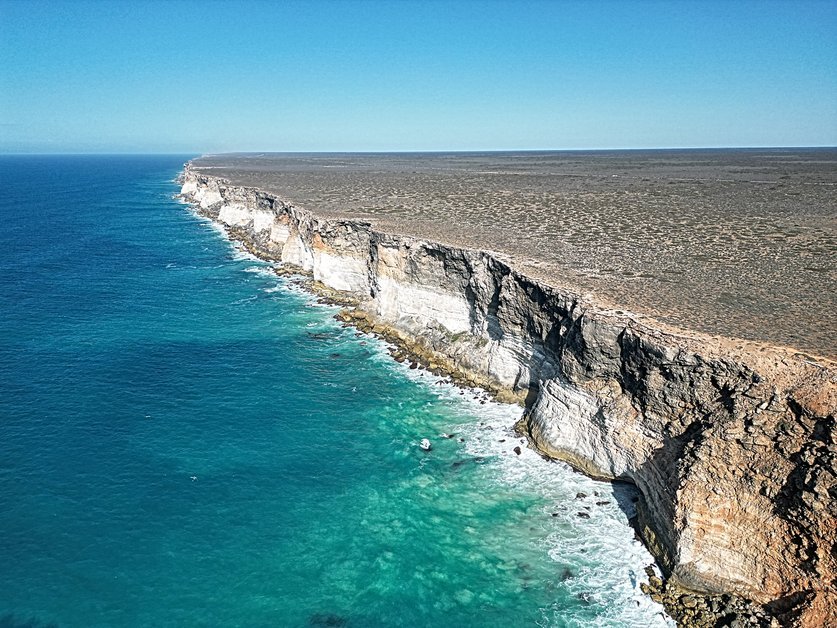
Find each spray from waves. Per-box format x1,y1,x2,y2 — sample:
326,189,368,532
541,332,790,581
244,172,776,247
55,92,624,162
231,247,262,262
243,265,277,277
254,271,326,302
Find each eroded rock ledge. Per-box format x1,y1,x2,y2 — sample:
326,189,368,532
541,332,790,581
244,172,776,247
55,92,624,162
179,164,836,626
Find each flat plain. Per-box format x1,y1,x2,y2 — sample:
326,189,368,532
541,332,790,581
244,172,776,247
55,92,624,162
193,149,837,359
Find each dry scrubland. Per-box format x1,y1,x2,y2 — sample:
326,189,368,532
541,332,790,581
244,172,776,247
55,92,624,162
194,150,836,359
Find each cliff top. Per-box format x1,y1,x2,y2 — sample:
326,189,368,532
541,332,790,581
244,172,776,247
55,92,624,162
190,149,837,361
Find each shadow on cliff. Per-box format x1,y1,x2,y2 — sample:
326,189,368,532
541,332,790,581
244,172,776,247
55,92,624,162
767,402,836,623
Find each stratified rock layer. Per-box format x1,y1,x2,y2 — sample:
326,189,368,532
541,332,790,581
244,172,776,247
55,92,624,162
180,165,836,626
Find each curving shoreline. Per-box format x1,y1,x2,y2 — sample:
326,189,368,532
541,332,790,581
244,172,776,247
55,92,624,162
179,162,836,626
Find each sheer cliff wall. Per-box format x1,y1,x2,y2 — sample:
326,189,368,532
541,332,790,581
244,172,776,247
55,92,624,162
180,166,836,625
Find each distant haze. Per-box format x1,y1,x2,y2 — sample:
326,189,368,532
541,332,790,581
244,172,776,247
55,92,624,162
1,0,835,153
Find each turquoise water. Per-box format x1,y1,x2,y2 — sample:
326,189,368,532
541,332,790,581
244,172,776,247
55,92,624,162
0,156,669,627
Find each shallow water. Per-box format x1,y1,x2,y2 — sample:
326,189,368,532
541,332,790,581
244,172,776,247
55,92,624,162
0,156,670,627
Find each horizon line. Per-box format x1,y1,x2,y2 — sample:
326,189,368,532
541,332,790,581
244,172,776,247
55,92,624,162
2,144,837,157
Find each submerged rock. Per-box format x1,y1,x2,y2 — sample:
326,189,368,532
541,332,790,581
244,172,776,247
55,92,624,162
308,613,348,627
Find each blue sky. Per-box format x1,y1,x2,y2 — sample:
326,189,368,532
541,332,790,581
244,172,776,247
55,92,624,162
1,0,835,153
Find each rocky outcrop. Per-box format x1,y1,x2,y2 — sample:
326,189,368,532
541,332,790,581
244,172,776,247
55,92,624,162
179,165,836,626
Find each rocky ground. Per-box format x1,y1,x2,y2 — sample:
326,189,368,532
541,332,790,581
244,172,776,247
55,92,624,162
640,565,778,627
193,149,837,359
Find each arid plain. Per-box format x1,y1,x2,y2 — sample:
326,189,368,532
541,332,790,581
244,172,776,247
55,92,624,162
194,149,836,359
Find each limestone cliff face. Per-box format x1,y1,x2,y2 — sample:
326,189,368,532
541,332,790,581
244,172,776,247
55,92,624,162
180,166,836,625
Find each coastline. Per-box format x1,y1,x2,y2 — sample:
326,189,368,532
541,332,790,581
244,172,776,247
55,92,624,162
193,150,837,361
178,161,836,626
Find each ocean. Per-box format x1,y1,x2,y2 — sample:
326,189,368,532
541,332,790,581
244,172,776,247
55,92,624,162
0,155,669,627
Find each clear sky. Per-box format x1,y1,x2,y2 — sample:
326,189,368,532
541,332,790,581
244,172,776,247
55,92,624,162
1,0,835,153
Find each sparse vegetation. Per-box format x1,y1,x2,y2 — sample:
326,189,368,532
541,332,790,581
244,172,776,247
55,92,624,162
194,150,837,358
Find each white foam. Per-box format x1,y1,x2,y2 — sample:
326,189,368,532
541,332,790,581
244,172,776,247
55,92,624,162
208,222,228,238
243,265,276,277
182,203,228,237
231,247,261,262
374,357,673,626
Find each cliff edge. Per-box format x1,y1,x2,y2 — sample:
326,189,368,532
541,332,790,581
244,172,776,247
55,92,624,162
179,164,836,626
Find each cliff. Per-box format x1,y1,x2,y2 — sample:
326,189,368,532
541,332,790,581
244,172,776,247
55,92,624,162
179,165,836,626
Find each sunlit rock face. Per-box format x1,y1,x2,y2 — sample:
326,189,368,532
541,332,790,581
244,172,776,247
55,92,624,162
180,165,836,627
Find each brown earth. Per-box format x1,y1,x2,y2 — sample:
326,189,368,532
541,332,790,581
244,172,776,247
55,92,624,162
193,149,837,360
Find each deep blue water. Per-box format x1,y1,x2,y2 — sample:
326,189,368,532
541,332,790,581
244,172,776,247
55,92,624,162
0,155,668,627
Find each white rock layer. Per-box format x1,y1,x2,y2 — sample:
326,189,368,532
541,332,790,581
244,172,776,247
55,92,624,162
177,166,837,625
